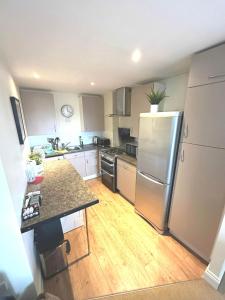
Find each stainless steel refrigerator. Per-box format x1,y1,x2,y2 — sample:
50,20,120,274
135,112,183,233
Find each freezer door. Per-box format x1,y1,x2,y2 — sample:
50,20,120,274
135,171,171,233
137,113,182,183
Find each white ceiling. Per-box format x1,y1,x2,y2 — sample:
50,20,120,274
0,0,225,93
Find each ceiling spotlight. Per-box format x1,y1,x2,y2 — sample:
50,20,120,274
33,72,40,79
90,82,95,86
131,49,142,63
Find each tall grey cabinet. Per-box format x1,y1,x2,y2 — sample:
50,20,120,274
169,43,225,261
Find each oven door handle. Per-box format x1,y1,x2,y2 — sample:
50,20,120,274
101,169,114,177
101,160,114,167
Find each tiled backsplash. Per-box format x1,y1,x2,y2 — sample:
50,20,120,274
80,131,104,145
28,131,105,148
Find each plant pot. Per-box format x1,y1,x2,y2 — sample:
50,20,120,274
150,104,159,113
36,163,44,175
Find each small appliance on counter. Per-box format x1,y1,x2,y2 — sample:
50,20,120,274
25,160,36,183
97,137,110,147
126,142,138,158
93,136,99,145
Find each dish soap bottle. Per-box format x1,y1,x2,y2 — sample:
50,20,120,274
79,136,84,148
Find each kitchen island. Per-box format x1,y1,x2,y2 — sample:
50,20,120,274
21,159,99,232
21,159,99,278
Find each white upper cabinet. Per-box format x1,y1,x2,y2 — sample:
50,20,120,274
188,43,225,87
80,94,104,131
182,81,225,149
20,89,56,136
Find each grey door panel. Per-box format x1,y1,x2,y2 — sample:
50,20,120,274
137,114,182,183
135,171,170,232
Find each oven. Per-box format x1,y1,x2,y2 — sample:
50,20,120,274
101,156,116,192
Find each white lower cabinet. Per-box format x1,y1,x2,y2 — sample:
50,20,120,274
84,150,98,179
64,152,86,177
117,158,136,204
64,149,98,179
60,210,84,233
62,149,98,233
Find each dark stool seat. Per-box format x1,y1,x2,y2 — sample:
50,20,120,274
34,219,68,279
34,219,64,253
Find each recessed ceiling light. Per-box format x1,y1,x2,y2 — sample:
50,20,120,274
131,49,142,63
90,82,95,86
33,72,40,79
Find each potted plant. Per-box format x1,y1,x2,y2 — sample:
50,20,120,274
29,152,43,174
146,87,168,113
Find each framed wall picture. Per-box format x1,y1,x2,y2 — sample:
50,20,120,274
10,96,26,144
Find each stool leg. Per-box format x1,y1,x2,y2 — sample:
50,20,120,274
85,208,90,255
68,208,91,266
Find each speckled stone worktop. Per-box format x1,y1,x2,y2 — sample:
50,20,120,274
117,154,137,166
21,160,99,233
45,144,101,158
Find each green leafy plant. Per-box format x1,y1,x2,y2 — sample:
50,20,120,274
29,152,42,165
146,88,168,105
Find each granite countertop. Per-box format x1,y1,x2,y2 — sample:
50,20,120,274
45,144,99,158
21,160,99,233
117,154,137,166
44,144,110,158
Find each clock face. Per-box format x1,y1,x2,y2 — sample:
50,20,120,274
61,104,74,118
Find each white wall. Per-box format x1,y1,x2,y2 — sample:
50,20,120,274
204,208,225,289
103,91,113,141
53,92,81,145
28,91,104,147
103,91,119,146
0,62,41,298
0,158,36,299
104,73,189,144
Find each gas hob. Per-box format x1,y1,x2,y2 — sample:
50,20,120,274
101,147,126,162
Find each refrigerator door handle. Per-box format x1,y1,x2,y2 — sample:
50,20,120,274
137,171,164,186
181,149,185,162
184,123,189,138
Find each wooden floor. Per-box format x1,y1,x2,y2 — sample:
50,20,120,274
45,178,206,300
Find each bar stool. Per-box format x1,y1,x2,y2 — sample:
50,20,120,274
34,219,70,279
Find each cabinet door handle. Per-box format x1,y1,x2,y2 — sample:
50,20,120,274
181,149,184,162
208,73,225,79
184,123,188,138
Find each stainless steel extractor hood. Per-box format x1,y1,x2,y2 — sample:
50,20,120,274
110,87,131,116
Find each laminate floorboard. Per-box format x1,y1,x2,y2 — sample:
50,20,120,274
45,178,206,300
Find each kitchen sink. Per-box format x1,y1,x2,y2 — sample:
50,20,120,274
66,146,81,151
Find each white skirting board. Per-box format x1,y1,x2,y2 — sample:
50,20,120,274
203,266,221,289
83,173,99,180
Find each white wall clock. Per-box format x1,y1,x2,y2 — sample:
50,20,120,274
61,104,74,118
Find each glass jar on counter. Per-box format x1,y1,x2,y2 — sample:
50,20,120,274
26,160,36,183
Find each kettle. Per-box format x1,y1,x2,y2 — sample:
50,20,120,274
93,136,98,145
